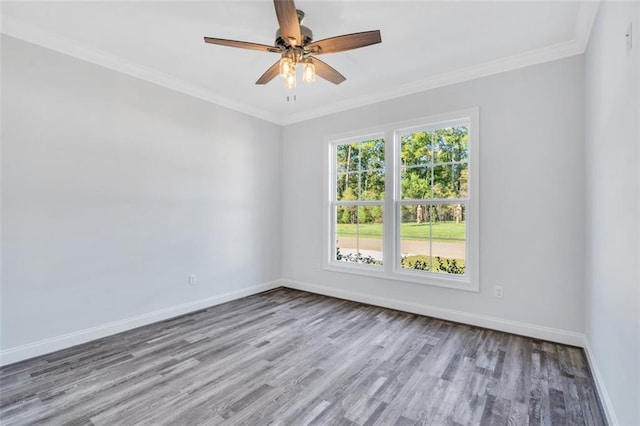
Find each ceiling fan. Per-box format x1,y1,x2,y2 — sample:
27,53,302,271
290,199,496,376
203,0,382,88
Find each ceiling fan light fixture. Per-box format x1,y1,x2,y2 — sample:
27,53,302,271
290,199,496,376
303,59,315,83
284,71,296,89
279,54,294,78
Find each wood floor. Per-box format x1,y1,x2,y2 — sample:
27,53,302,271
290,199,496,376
0,288,605,425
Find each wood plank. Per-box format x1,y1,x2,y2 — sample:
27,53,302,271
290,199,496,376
0,289,606,425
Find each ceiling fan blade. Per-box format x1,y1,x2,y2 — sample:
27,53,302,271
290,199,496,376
256,61,281,85
311,58,346,85
204,37,280,53
273,0,301,46
307,30,382,55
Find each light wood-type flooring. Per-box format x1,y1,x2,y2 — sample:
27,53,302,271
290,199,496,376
0,288,606,425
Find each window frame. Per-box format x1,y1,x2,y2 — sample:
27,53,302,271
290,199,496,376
323,108,479,292
327,131,387,273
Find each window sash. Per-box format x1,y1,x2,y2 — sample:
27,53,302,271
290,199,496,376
333,200,385,207
395,201,468,276
397,198,468,205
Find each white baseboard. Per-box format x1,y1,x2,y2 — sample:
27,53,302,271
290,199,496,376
583,340,620,426
3,278,615,422
0,280,282,367
282,278,586,347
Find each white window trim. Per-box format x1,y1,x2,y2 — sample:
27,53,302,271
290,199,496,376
323,108,479,292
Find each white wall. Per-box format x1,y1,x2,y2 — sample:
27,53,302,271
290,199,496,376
282,56,586,340
584,2,640,425
1,8,637,421
0,36,282,360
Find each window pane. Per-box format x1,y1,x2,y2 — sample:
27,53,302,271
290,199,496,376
336,205,357,226
336,138,385,202
361,169,385,200
432,126,469,163
401,166,430,199
336,173,345,199
400,131,432,166
450,126,469,162
432,163,468,199
454,163,469,198
402,125,469,166
336,144,348,173
336,205,383,266
336,143,360,173
337,172,359,201
400,204,433,271
359,139,385,170
400,204,466,275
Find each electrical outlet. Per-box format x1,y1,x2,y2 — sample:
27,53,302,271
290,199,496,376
189,274,197,286
494,285,504,299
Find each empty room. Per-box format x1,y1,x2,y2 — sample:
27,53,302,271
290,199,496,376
1,0,638,425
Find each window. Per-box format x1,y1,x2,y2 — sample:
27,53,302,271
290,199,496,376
331,134,386,267
325,109,479,291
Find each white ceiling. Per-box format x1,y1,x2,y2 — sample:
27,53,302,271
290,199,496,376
1,1,598,125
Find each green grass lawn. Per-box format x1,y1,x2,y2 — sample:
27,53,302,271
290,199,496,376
337,221,465,241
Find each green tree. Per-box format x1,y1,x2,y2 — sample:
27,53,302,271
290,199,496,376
400,126,469,204
337,139,385,202
338,187,357,224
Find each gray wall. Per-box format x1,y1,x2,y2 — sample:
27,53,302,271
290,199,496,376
282,55,586,335
585,2,640,424
1,36,282,351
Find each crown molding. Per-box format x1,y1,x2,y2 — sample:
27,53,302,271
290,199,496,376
280,39,584,125
2,1,600,128
0,16,282,125
281,1,601,125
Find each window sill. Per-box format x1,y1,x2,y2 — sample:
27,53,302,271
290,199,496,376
323,262,479,292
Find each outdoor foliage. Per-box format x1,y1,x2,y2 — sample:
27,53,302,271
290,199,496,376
336,248,381,265
400,255,465,275
400,126,469,223
336,138,385,225
336,249,465,275
335,127,469,225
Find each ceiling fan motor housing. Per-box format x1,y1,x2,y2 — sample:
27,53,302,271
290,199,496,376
275,9,313,47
